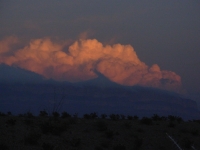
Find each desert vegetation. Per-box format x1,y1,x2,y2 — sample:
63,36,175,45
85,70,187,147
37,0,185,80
0,111,200,150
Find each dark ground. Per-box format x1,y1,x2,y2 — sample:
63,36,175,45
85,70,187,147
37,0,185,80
0,112,200,150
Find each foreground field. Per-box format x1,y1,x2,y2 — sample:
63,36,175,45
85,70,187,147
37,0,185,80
0,112,200,150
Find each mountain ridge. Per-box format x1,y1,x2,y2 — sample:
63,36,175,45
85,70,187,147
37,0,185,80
0,64,199,120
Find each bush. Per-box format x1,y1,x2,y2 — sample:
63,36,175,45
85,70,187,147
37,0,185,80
109,114,120,121
40,121,67,136
90,112,98,119
42,142,54,150
83,113,91,119
137,128,144,133
101,140,110,148
160,116,167,121
167,121,176,128
113,144,126,150
120,114,126,120
5,119,16,126
7,111,12,116
105,130,114,139
134,137,143,149
140,117,152,125
70,138,81,147
179,128,189,134
23,119,33,126
193,119,200,124
73,113,78,118
127,115,133,120
191,129,199,136
95,120,108,131
168,115,176,121
180,137,193,149
101,114,107,119
39,110,48,117
94,146,103,150
24,112,34,118
0,143,9,150
176,117,183,123
52,111,60,118
123,121,132,129
0,112,6,117
24,132,41,145
152,114,161,121
61,111,71,118
133,115,139,120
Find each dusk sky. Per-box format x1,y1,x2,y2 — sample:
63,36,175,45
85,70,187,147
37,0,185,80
0,1,200,104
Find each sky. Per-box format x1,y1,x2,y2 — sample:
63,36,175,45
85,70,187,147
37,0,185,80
0,1,200,101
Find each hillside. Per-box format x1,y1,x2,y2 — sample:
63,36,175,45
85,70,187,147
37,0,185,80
0,64,200,120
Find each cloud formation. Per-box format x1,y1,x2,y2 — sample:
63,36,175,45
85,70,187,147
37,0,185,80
0,36,182,92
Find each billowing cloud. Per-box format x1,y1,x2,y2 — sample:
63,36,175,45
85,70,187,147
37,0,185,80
0,36,19,54
0,36,182,92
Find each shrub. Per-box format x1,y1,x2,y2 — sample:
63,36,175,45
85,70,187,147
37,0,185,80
123,121,132,129
167,121,176,128
24,112,34,118
0,112,6,117
90,112,98,119
7,111,12,116
120,114,126,120
134,137,143,149
73,113,78,118
133,115,139,120
95,120,107,131
39,110,48,117
160,116,167,121
137,128,144,133
152,114,161,121
70,138,81,147
180,137,193,149
40,121,67,136
193,119,200,124
101,114,107,119
109,114,120,121
94,146,103,150
191,129,199,136
0,143,9,150
113,144,126,150
140,117,152,125
83,113,91,119
105,130,114,138
23,119,33,126
168,115,176,121
52,111,60,118
101,140,110,148
176,117,183,123
5,119,16,126
42,142,54,150
127,115,133,120
24,132,41,145
179,128,189,134
61,111,71,118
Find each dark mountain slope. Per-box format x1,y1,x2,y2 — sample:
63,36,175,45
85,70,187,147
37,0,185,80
0,64,199,119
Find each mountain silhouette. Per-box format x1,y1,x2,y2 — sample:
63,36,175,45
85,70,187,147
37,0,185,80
0,64,199,119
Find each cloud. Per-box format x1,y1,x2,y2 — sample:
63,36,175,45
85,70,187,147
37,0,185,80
0,36,19,54
0,36,182,92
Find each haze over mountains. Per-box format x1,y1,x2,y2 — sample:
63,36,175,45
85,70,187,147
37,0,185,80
0,64,199,120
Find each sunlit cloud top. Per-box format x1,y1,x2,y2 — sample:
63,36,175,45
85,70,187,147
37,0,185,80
0,36,182,92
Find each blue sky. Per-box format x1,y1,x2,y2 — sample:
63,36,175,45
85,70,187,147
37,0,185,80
0,1,200,98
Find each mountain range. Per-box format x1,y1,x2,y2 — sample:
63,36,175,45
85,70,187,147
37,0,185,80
0,64,199,120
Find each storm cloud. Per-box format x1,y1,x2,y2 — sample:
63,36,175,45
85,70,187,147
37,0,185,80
0,36,181,92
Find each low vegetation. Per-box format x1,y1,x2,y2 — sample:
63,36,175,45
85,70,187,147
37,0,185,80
0,111,200,150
